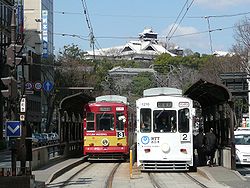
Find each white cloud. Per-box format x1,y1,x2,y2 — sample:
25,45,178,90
196,0,250,8
162,24,210,53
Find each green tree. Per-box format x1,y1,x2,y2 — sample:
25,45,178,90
131,72,156,97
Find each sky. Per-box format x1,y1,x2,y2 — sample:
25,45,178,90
54,0,250,55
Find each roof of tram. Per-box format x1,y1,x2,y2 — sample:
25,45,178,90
184,79,232,107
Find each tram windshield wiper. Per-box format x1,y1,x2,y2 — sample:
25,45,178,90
156,109,165,119
100,112,106,119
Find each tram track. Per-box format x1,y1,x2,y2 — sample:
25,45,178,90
51,162,121,188
148,173,163,188
105,163,121,188
60,162,94,187
148,172,210,188
184,172,209,188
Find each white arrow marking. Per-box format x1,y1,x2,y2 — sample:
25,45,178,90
8,125,19,134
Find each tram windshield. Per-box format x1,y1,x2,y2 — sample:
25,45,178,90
116,112,125,130
140,108,151,132
153,110,176,133
96,113,114,131
178,108,189,133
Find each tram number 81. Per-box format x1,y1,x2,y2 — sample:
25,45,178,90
117,131,125,138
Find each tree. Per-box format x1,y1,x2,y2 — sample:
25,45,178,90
131,72,156,97
232,17,250,72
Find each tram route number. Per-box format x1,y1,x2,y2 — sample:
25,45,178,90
116,131,125,138
180,133,191,142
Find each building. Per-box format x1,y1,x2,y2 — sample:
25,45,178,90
23,0,54,132
85,28,176,61
213,50,235,57
0,0,15,142
23,0,53,57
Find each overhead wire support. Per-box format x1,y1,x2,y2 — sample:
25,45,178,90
205,16,213,54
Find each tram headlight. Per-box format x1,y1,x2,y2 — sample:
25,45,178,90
101,138,109,146
161,143,170,153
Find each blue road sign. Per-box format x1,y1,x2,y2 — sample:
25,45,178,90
6,121,21,137
43,81,53,92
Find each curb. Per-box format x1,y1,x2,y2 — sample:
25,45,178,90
196,167,217,182
232,170,247,181
45,156,87,185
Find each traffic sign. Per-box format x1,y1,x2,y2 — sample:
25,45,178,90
6,121,21,137
25,81,33,90
34,81,42,91
43,81,53,92
20,114,25,121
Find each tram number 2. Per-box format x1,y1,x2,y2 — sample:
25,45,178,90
117,131,125,138
180,133,190,142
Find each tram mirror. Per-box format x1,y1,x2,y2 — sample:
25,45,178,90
118,115,126,123
185,109,190,118
191,108,196,116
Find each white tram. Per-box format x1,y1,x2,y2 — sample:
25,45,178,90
136,87,195,171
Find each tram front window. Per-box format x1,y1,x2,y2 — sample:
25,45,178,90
96,113,114,131
116,112,125,130
178,108,189,133
140,109,151,132
153,110,176,133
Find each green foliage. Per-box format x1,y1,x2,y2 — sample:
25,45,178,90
131,72,156,97
58,44,86,61
153,53,212,73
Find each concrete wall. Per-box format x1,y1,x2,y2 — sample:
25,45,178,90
31,144,61,170
32,147,49,170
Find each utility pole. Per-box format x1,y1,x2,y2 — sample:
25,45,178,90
248,52,250,126
2,8,27,176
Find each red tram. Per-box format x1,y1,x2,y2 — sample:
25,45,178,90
83,95,136,160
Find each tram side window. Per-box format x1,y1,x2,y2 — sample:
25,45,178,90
140,108,151,132
178,108,189,133
86,112,94,131
116,112,125,130
96,113,114,131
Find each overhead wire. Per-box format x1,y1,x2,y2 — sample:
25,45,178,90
80,0,100,57
29,8,250,19
45,5,250,53
52,25,237,41
167,0,195,42
166,0,189,42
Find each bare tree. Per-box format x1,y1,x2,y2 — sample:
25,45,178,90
232,17,250,72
